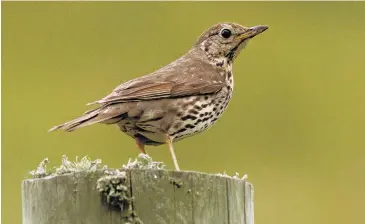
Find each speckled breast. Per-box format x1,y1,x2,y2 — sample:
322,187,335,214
169,85,233,142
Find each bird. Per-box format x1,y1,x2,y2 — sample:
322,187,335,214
49,22,268,171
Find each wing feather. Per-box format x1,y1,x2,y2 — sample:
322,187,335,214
88,52,226,105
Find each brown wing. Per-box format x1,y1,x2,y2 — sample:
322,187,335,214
88,53,225,105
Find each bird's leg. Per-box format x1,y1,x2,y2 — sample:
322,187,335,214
165,136,180,171
135,138,147,154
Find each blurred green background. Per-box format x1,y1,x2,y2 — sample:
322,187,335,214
2,2,365,224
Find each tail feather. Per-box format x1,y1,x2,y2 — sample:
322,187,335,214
48,111,99,132
48,105,129,132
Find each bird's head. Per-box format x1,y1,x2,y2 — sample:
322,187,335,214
195,23,268,62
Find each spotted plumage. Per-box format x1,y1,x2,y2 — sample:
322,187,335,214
49,22,268,171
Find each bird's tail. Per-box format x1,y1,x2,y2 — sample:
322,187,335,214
48,105,127,132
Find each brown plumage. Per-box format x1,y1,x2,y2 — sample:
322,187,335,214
49,22,268,170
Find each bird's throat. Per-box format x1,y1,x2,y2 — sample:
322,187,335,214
226,39,249,61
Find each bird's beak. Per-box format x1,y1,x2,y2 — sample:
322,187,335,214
237,25,268,40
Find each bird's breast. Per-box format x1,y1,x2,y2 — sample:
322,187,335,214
169,85,234,142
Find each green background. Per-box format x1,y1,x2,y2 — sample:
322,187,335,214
2,2,365,224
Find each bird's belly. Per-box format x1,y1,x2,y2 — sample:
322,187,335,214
117,120,166,145
173,117,219,142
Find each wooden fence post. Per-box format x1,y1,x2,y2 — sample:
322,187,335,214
22,169,254,224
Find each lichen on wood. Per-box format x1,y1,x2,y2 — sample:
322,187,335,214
216,171,248,181
95,153,167,223
29,158,51,178
29,155,105,179
122,153,166,170
96,169,142,224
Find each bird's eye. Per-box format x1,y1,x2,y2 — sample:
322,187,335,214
220,29,232,38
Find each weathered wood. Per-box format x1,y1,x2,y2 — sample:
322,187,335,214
22,169,254,224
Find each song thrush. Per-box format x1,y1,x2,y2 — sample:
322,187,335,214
49,22,268,171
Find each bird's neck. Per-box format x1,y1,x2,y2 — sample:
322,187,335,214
209,56,231,71
206,54,234,88
185,48,233,87
188,47,232,73
185,46,234,93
